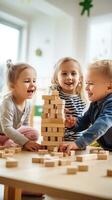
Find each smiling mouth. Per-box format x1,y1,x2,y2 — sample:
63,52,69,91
65,83,73,86
27,89,34,94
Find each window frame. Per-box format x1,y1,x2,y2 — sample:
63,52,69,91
0,17,23,60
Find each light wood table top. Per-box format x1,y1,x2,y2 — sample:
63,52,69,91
0,150,112,200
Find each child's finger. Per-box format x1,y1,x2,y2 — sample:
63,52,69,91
59,143,67,152
66,145,71,155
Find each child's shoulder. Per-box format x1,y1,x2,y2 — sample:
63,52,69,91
0,93,14,112
103,93,112,105
1,93,13,104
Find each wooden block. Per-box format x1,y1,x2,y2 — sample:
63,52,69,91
58,137,63,142
53,146,58,152
44,159,59,167
59,159,67,166
76,154,97,162
15,147,22,153
6,158,18,168
4,149,11,153
70,150,75,156
78,164,88,171
42,95,53,100
52,99,65,105
43,104,54,109
59,158,72,166
66,159,72,165
98,150,109,155
67,166,77,174
52,127,57,132
32,157,42,163
4,152,14,158
97,154,108,160
51,152,63,158
41,123,65,128
47,146,56,151
0,150,5,158
107,169,112,177
42,132,64,137
50,113,56,118
90,147,103,154
42,141,62,146
38,149,48,155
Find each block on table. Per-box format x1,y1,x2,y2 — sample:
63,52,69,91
67,166,77,174
6,158,18,168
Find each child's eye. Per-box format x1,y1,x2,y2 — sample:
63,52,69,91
62,72,67,76
24,80,30,83
71,72,77,76
33,80,36,83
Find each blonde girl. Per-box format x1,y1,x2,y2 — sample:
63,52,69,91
0,60,40,151
51,57,86,141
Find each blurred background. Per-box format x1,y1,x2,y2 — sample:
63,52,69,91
0,0,112,129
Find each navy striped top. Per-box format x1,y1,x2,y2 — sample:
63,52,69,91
58,88,86,141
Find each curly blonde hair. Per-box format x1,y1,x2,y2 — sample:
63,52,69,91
88,59,112,80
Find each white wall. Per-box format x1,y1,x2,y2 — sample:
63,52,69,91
0,0,112,81
28,13,55,88
0,0,76,91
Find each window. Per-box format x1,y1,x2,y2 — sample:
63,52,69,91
0,19,22,92
87,15,112,62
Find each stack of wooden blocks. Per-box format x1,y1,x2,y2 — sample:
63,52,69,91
41,89,65,151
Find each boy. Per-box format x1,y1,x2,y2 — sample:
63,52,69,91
59,60,112,154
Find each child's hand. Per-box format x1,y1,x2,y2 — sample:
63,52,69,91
23,141,40,151
65,115,77,128
59,142,79,155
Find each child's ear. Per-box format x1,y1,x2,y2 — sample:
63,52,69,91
10,83,15,89
108,81,112,90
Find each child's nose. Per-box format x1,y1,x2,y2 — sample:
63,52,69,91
67,74,72,79
30,81,36,87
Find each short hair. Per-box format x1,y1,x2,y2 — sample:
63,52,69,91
88,60,112,80
6,59,36,89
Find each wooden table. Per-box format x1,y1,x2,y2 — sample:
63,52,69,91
0,150,112,200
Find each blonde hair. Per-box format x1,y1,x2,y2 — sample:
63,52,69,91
51,57,84,97
88,59,112,80
6,59,36,89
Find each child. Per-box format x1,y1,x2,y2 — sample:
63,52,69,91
59,59,112,154
51,57,86,141
0,60,40,151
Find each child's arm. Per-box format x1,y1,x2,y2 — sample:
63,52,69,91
74,99,112,149
23,141,40,151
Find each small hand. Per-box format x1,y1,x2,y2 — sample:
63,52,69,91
59,142,79,155
65,115,77,128
23,141,40,151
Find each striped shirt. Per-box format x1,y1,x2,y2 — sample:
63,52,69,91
58,88,86,141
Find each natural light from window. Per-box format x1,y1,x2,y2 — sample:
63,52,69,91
88,17,112,62
0,22,21,91
0,23,20,63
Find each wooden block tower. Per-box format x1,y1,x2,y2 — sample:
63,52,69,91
41,89,65,151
